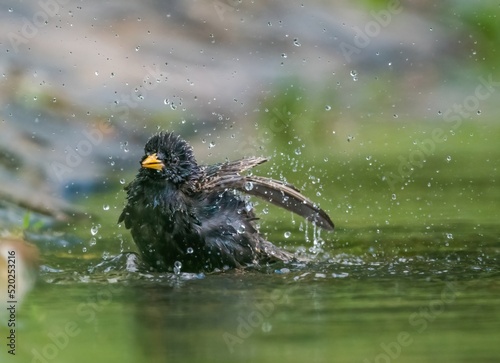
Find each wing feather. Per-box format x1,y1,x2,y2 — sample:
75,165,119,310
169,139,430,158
200,157,334,231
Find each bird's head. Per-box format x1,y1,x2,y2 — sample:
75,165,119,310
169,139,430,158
140,132,200,184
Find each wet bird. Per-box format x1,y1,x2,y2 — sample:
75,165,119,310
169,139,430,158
118,132,334,273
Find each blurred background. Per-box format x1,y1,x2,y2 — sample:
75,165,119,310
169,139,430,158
1,0,499,221
1,1,499,362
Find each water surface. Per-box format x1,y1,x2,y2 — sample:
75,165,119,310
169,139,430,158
2,121,499,363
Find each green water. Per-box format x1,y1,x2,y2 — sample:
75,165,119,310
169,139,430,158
2,121,499,362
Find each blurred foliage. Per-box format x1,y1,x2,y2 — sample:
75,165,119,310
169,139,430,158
358,0,399,10
258,78,340,158
453,2,500,70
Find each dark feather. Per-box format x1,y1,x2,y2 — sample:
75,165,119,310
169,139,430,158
120,132,334,273
202,156,267,179
200,158,335,231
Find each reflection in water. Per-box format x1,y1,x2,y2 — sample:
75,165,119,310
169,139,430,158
131,274,300,360
124,266,499,363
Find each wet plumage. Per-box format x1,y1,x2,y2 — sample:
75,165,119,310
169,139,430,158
118,132,334,272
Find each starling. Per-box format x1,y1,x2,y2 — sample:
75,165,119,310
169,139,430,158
119,132,334,272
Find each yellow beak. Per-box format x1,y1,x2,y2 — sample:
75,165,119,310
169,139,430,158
141,153,164,170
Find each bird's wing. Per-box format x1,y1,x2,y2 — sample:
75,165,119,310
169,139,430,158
202,156,268,177
200,158,334,231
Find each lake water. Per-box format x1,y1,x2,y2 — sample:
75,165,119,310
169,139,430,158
1,121,499,363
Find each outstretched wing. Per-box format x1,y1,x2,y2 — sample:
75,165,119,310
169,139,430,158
200,157,334,231
202,156,268,178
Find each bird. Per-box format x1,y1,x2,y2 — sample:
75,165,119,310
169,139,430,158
118,131,334,273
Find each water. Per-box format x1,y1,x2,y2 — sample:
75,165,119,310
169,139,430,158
6,220,499,363
11,248,499,362
1,121,499,362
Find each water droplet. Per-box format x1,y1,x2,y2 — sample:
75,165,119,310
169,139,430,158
446,155,452,162
120,178,126,184
245,201,253,212
332,272,349,278
347,135,354,142
103,204,110,211
173,260,182,275
261,321,273,333
281,53,287,58
208,141,216,149
350,70,358,81
293,38,301,47
90,237,97,246
90,225,99,235
244,181,254,191
294,148,302,155
237,225,246,234
82,247,87,253
121,141,129,153
262,208,269,214
325,105,332,111
187,247,194,254
284,231,291,239
391,194,397,200
446,233,453,239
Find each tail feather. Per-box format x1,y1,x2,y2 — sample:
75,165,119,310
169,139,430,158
259,239,295,263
